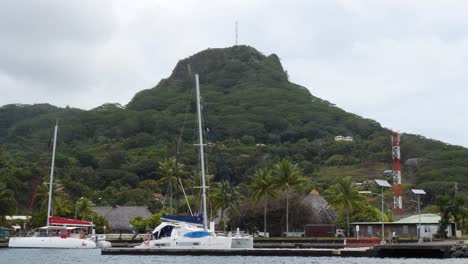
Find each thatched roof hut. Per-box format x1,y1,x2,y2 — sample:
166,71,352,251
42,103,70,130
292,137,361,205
92,205,152,233
301,189,337,224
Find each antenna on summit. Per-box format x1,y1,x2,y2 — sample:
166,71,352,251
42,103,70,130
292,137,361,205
235,21,238,46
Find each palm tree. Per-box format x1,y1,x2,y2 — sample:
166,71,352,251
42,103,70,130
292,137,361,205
28,179,72,228
33,180,72,218
248,168,278,236
52,197,72,217
434,191,467,238
76,198,95,220
208,182,236,219
0,184,16,226
156,157,187,214
192,171,214,217
325,176,364,237
272,159,306,235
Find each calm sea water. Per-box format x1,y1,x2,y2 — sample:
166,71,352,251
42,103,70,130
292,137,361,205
0,249,465,264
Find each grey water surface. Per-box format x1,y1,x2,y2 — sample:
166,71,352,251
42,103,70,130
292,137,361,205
1,249,465,264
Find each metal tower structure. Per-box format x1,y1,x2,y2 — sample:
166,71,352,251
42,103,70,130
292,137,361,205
235,21,238,45
391,131,403,216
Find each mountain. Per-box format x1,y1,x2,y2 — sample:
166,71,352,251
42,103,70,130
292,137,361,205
0,45,466,215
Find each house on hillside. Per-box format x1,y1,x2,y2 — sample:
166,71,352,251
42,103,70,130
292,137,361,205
351,213,457,239
334,135,344,141
92,205,152,233
334,136,354,142
152,193,166,204
383,170,393,177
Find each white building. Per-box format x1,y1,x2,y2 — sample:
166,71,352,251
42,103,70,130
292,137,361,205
334,135,344,141
335,136,353,142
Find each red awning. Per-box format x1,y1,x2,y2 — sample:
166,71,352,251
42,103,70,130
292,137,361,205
49,216,93,227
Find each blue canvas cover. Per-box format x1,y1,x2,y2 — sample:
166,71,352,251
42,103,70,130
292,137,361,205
184,231,210,238
162,214,203,225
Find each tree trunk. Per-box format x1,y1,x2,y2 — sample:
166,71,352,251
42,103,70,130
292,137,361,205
176,178,179,215
346,208,349,237
286,191,289,235
169,182,173,215
264,195,267,236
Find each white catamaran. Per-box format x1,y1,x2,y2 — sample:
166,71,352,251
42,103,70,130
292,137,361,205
9,122,109,249
135,74,253,249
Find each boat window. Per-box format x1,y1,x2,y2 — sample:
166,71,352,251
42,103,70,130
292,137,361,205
157,226,174,239
178,242,201,246
39,230,46,237
155,243,168,247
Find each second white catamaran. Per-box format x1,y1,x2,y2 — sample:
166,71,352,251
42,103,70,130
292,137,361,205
135,74,253,249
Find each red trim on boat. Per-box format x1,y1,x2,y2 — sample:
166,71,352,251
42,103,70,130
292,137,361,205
49,216,93,226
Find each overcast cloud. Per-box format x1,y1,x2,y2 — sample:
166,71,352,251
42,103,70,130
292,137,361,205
1,0,467,147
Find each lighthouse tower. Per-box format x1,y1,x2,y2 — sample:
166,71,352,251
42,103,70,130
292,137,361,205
391,132,403,216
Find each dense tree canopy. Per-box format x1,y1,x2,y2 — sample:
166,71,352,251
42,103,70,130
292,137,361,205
0,46,466,233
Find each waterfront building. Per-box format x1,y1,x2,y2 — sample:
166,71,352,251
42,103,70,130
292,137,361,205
92,206,152,233
351,213,457,239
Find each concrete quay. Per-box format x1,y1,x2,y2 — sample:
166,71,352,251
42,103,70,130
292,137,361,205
102,240,468,258
101,247,370,257
371,240,468,258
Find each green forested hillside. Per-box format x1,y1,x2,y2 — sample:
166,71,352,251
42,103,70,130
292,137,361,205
0,46,466,227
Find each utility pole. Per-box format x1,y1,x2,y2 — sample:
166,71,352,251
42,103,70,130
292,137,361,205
235,21,238,46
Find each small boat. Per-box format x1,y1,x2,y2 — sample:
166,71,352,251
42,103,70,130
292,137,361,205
135,74,253,250
8,122,110,249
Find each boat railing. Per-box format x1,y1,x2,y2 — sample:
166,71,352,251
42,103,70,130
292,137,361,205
92,234,106,241
216,230,250,238
12,230,29,237
103,233,147,240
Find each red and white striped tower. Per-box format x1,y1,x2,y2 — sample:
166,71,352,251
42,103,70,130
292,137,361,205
391,131,403,216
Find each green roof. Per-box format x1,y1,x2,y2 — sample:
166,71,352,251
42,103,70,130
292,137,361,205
394,213,440,224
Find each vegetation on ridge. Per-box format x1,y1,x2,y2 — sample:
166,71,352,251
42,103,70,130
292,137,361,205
0,46,466,235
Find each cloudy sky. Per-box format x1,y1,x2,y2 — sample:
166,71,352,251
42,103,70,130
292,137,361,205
1,0,467,147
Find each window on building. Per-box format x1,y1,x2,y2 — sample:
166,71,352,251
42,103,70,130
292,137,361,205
403,225,408,234
367,226,373,235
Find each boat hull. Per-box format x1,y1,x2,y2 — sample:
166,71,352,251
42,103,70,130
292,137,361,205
136,235,253,249
231,237,253,248
8,236,97,249
96,240,112,248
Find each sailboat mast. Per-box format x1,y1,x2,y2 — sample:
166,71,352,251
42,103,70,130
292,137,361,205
195,74,208,231
46,121,58,226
